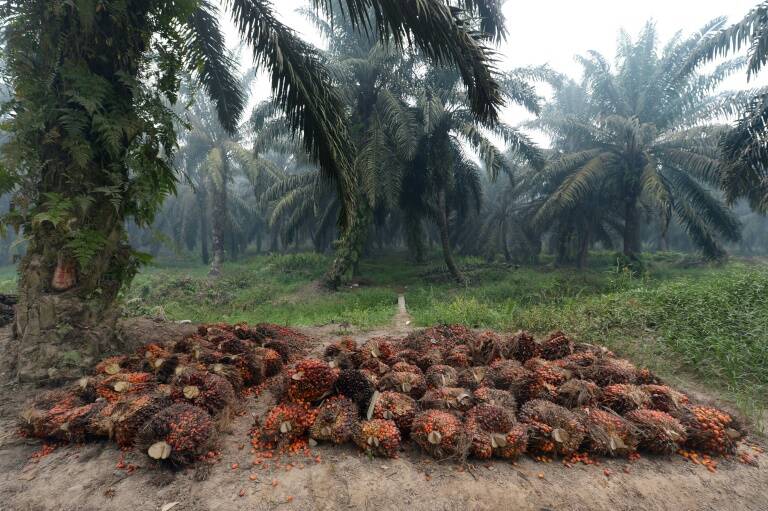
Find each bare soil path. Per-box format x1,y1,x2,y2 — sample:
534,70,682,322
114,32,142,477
0,318,766,511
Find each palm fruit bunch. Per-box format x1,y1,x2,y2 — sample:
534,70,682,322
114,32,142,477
388,349,421,366
642,384,689,413
352,419,401,458
378,371,427,399
335,370,376,410
309,397,358,444
445,345,473,368
458,366,493,390
106,393,172,447
554,351,598,379
465,404,528,460
139,403,215,465
137,343,173,369
323,338,358,369
578,408,638,456
472,387,517,412
424,365,459,388
260,402,317,445
253,347,284,378
358,358,390,378
556,379,601,409
586,357,639,386
286,359,337,403
472,331,506,365
625,409,687,454
96,372,155,402
675,406,744,454
417,349,444,371
411,410,468,460
94,355,143,376
519,399,586,456
263,340,292,363
506,331,540,363
20,391,99,442
371,391,418,431
353,338,396,367
636,367,661,385
420,387,476,413
171,371,236,418
515,371,558,404
540,331,574,360
601,384,651,413
250,323,309,354
391,361,423,375
488,359,530,390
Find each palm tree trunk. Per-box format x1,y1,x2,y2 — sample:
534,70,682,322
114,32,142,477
577,232,590,269
437,189,464,283
501,220,512,263
15,221,126,383
199,191,210,265
623,201,642,256
209,166,228,278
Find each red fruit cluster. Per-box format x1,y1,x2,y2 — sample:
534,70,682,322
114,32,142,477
287,359,338,402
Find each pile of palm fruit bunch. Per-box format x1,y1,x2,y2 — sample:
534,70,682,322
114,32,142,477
254,325,747,464
23,323,748,468
20,323,309,465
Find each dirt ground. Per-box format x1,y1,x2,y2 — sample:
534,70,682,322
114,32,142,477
1,310,767,511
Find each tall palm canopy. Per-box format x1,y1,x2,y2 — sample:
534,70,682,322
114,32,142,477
534,21,743,260
685,1,768,213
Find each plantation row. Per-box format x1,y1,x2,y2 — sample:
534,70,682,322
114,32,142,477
22,323,745,467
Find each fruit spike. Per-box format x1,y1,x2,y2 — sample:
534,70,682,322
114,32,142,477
519,399,586,456
625,409,687,455
465,404,528,460
352,419,401,458
286,359,338,403
372,391,418,432
424,365,459,389
310,397,358,444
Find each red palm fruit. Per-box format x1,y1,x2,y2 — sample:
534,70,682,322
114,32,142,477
352,419,401,458
577,408,639,456
391,362,423,375
625,409,687,454
554,351,598,379
287,359,338,402
488,359,530,390
601,384,651,414
208,362,245,393
372,391,418,432
465,404,528,460
336,370,376,410
378,371,427,399
445,345,473,368
94,356,128,376
506,331,540,363
253,347,283,378
310,397,359,444
458,366,494,390
171,371,236,417
519,399,586,456
636,367,661,385
642,385,689,413
556,379,601,409
420,387,476,413
515,372,558,404
261,402,317,444
96,373,154,402
540,331,575,360
472,387,517,412
251,323,309,353
424,365,459,388
359,369,380,387
139,403,215,466
675,405,744,455
523,358,570,385
411,410,468,460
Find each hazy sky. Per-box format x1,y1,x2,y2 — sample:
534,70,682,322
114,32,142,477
221,1,763,136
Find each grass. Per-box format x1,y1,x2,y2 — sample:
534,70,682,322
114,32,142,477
0,250,765,427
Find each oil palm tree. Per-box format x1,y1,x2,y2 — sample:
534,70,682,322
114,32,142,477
682,2,768,213
1,0,506,381
535,22,743,261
